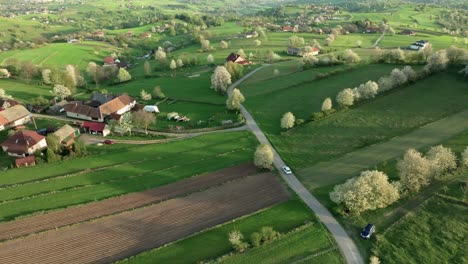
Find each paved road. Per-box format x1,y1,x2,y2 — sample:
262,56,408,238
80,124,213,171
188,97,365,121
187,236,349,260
229,66,364,264
299,109,468,189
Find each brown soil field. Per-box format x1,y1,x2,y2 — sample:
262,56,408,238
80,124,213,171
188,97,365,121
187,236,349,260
0,173,288,264
0,163,257,242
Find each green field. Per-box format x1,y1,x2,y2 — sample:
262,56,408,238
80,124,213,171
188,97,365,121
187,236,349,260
0,42,118,69
120,199,336,264
0,79,52,103
0,131,256,221
240,65,467,169
375,188,467,264
219,223,343,264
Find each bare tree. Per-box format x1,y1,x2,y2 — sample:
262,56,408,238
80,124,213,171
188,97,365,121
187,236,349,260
132,110,156,135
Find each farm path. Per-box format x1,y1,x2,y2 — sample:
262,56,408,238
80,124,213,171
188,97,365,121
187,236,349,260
0,163,257,242
298,108,468,189
228,65,364,264
0,173,288,264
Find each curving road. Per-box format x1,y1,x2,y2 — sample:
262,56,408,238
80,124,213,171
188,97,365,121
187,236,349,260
229,65,364,264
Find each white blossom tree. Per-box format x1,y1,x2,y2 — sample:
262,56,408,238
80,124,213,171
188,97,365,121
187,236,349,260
288,35,305,47
50,84,71,100
357,81,379,99
402,65,417,81
0,68,11,79
210,66,232,93
117,112,134,135
254,144,274,170
330,170,400,215
462,146,468,167
342,49,361,63
254,39,262,46
154,47,167,66
207,54,215,65
220,40,229,49
336,88,355,107
42,69,52,84
426,145,457,177
397,149,432,194
322,97,332,111
226,88,245,110
116,68,132,83
140,89,152,101
390,68,408,86
0,89,13,100
424,49,449,73
169,59,177,76
200,38,211,51
176,58,184,68
280,112,295,129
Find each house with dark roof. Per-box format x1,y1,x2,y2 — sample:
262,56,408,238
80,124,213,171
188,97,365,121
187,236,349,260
226,53,252,66
81,122,110,137
0,99,18,111
64,102,104,122
400,29,416,36
410,40,429,50
0,105,31,131
53,124,80,147
1,130,47,157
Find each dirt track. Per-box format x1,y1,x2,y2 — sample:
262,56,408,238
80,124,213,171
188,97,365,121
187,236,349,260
0,163,258,241
0,173,288,264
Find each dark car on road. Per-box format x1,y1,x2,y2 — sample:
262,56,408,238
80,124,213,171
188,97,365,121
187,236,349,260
360,224,375,239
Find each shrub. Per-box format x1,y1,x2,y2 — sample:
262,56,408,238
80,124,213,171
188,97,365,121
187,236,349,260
296,118,305,126
336,88,354,107
250,232,261,247
280,112,295,129
260,226,280,242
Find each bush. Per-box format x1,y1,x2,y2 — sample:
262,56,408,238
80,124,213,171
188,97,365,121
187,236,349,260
260,226,280,243
296,118,305,126
250,232,261,247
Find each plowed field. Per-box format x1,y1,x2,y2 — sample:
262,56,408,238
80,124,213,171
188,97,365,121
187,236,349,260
0,173,288,264
0,163,257,241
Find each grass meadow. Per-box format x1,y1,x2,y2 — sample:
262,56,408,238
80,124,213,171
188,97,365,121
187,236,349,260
0,131,256,221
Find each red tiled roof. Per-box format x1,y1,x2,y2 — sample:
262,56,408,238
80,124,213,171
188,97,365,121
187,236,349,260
82,121,106,132
1,130,45,154
99,94,134,116
15,156,36,167
103,57,115,64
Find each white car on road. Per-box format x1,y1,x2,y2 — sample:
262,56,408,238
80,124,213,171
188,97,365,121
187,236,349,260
282,166,292,175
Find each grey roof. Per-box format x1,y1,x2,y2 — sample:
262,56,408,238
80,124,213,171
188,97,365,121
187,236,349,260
0,105,31,125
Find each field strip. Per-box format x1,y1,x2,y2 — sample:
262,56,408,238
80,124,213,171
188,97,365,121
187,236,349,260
0,163,257,242
38,51,58,66
290,247,338,264
299,109,468,188
0,145,251,204
0,173,288,264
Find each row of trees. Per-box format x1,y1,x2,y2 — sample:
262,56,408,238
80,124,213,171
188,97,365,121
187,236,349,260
228,226,280,253
330,145,466,215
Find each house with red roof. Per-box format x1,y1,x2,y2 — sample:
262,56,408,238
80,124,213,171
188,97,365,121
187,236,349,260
282,26,293,32
103,56,115,66
1,130,47,157
81,122,110,137
15,156,36,168
142,32,152,38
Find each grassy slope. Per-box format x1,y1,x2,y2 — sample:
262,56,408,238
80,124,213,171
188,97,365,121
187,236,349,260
120,199,316,264
0,131,256,221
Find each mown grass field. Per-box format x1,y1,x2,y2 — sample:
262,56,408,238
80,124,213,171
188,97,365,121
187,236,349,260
0,131,256,221
240,65,467,169
120,199,339,264
0,42,118,69
0,79,52,102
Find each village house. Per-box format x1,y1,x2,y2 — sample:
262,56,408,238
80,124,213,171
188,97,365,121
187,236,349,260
0,99,18,111
103,56,116,67
1,130,47,157
81,121,110,137
287,46,320,56
0,105,31,131
400,29,416,36
53,124,80,147
282,25,293,32
15,156,37,168
63,94,135,122
410,40,429,50
226,53,252,66
364,27,380,34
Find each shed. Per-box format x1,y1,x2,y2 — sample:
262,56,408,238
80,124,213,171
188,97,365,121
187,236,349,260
143,105,160,113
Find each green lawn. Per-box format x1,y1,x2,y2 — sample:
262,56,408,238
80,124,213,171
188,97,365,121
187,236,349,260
0,131,256,221
0,79,53,103
120,199,318,264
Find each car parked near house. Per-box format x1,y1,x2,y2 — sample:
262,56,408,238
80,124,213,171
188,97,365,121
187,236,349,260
103,139,115,145
360,224,375,239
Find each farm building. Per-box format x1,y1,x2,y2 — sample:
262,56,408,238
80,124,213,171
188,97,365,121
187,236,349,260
0,105,31,131
1,130,47,157
53,124,80,147
226,53,252,65
410,40,429,50
64,103,104,122
63,94,135,122
400,29,416,36
282,25,293,32
103,56,116,66
364,27,380,33
15,156,36,168
0,99,18,111
287,46,320,56
81,121,110,137
143,105,160,113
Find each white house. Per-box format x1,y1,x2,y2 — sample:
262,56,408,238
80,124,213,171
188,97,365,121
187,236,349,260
1,130,47,157
410,40,429,51
0,105,31,131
